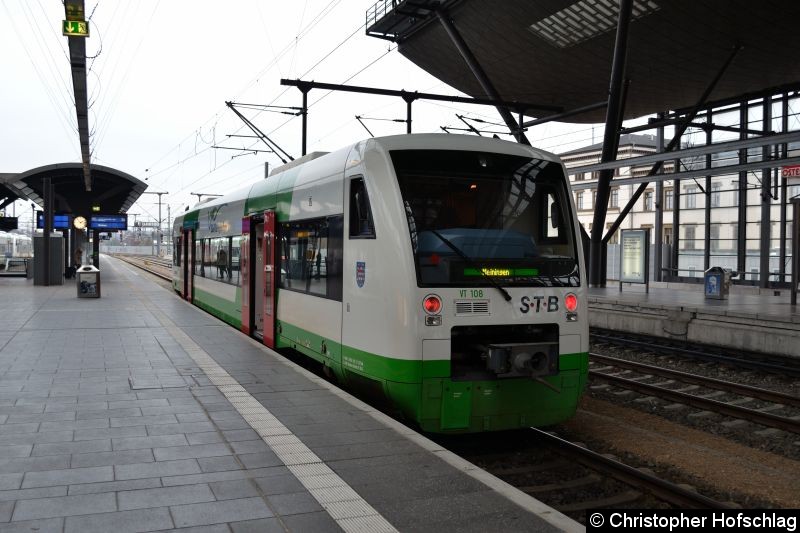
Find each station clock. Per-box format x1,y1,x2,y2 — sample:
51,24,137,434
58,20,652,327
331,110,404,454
73,216,87,230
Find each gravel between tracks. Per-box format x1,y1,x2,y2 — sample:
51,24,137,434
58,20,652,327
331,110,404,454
562,396,800,508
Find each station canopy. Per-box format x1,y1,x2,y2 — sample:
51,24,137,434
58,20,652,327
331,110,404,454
367,0,800,122
0,164,145,218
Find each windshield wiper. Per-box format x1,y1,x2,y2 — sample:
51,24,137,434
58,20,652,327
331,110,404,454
429,230,512,302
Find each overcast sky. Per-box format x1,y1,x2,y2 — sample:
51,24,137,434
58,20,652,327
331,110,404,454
2,0,607,226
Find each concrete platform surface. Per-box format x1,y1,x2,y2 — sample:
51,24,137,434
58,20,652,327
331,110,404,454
589,285,800,357
0,256,578,532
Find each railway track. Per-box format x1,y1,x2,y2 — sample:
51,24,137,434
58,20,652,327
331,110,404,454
450,428,736,523
113,254,172,281
589,353,800,435
591,329,800,378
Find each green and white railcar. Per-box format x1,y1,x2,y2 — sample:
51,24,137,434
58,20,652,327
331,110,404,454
173,134,588,433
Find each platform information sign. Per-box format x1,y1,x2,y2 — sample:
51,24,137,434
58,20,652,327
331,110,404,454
36,213,70,229
89,214,127,231
619,229,649,293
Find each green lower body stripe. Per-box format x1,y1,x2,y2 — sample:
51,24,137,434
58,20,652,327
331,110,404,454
277,320,588,433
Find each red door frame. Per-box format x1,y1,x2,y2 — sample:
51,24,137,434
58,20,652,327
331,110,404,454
183,229,194,302
262,211,277,349
240,216,252,335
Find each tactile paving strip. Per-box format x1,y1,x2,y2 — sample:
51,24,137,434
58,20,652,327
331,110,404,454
141,303,398,533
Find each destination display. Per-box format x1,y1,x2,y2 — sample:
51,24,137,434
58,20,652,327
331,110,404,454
89,214,127,230
36,213,71,229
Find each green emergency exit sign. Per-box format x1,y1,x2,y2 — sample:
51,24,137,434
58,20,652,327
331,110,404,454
62,20,89,37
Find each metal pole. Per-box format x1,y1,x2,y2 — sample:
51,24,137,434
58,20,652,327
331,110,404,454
301,89,308,156
589,0,634,286
406,98,413,134
654,112,665,281
704,109,713,272
792,199,800,305
737,103,748,278
157,195,162,257
671,159,681,280
43,177,52,286
436,10,531,145
780,93,789,282
167,204,171,256
760,97,772,287
92,229,99,268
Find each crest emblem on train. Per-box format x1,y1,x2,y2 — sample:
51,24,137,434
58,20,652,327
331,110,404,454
356,261,366,288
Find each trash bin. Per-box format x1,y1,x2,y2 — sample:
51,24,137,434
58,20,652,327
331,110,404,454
704,266,731,300
76,265,101,298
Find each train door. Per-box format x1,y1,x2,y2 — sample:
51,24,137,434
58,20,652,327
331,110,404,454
183,228,194,302
262,211,277,349
240,217,252,335
253,221,264,338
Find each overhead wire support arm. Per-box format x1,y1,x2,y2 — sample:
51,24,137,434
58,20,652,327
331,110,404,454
456,114,483,136
225,101,295,164
279,79,561,113
355,116,374,137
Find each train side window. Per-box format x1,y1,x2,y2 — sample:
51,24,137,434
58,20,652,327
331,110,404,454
349,177,375,238
174,236,181,267
280,216,343,301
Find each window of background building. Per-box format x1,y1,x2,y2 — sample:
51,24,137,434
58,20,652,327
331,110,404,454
664,188,673,210
710,223,720,252
731,223,738,251
663,225,672,245
576,192,584,210
731,180,739,205
789,184,800,199
685,185,697,208
610,188,619,208
711,183,722,207
644,190,654,211
606,223,618,244
592,190,597,209
684,225,696,250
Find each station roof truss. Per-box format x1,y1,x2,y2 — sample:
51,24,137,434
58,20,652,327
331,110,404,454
569,130,800,190
365,0,800,124
0,164,146,217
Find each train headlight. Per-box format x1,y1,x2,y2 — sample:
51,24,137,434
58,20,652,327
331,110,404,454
423,294,442,315
564,293,578,312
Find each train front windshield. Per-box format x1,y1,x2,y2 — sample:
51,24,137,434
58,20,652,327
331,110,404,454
392,149,580,288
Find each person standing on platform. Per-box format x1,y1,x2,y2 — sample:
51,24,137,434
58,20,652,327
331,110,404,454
74,247,83,266
217,248,227,278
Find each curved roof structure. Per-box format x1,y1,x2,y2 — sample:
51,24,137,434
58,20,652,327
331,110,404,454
368,0,800,122
0,163,145,216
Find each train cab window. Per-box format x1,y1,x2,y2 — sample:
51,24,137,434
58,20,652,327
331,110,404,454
174,237,181,267
349,177,375,238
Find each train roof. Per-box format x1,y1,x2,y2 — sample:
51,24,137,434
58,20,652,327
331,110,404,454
178,134,564,221
367,133,561,162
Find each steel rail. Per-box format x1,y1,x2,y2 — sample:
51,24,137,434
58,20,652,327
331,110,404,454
590,331,800,378
114,255,172,282
590,371,800,434
530,428,734,509
590,353,800,408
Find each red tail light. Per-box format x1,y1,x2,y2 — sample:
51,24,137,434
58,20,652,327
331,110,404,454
564,293,578,312
423,294,442,315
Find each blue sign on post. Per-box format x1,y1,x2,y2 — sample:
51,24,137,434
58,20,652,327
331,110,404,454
89,215,127,231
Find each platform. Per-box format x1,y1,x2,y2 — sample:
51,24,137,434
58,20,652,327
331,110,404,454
0,256,577,532
589,283,800,358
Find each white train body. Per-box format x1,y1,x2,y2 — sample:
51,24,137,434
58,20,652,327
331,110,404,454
173,134,588,433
